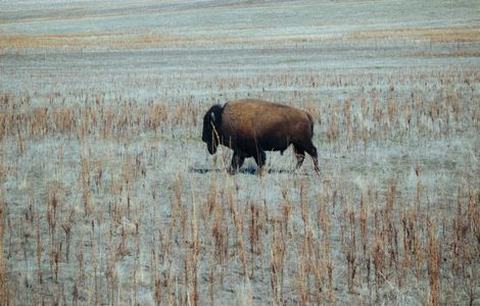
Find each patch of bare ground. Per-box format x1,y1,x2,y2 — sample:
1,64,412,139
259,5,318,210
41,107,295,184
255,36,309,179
0,32,191,51
415,50,480,58
0,32,341,53
349,26,480,43
2,27,478,54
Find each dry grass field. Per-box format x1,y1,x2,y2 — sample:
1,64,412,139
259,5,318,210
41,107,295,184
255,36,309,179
1,0,480,305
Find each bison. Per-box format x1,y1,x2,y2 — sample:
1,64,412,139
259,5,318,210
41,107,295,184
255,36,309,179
202,99,320,174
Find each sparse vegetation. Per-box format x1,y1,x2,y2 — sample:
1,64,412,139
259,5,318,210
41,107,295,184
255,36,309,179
1,0,479,305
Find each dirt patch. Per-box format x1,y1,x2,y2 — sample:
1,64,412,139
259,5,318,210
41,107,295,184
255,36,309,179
349,26,480,43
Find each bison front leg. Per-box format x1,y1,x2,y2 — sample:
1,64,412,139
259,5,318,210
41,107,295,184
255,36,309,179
229,151,245,174
254,149,266,175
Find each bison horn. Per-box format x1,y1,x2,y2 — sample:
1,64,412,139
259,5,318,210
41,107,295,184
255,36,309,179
210,112,216,121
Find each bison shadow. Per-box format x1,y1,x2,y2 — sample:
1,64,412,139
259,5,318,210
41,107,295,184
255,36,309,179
189,166,304,175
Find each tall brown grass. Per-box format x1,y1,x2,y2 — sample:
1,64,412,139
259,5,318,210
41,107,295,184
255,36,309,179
0,67,479,304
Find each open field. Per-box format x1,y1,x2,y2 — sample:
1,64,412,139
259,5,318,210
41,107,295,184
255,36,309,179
1,0,480,305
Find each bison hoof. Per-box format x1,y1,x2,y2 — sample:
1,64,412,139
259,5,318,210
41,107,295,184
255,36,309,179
255,167,266,176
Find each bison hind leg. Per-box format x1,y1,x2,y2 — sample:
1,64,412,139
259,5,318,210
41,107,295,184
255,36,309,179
304,142,320,174
293,145,306,169
294,141,319,174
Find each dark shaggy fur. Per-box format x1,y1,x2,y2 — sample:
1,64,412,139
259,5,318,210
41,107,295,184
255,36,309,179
202,99,320,174
202,104,223,154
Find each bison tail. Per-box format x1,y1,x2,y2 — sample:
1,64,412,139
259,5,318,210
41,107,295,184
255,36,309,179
306,112,315,136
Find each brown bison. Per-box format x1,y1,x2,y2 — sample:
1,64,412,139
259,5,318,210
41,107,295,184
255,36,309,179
202,99,320,174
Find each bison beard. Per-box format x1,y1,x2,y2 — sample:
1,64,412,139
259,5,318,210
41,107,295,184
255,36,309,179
202,99,320,174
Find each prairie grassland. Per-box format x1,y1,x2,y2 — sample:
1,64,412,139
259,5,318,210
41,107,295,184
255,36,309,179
1,0,480,305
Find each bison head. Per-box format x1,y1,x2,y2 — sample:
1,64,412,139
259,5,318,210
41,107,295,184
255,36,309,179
202,104,223,154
